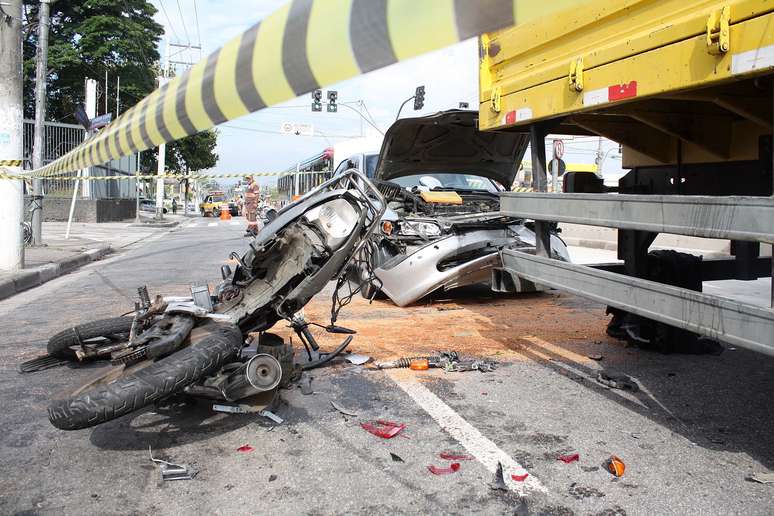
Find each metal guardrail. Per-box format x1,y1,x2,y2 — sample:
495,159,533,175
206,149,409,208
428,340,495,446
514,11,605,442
500,193,774,242
502,249,774,355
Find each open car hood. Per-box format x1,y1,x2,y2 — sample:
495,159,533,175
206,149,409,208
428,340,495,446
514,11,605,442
374,110,528,187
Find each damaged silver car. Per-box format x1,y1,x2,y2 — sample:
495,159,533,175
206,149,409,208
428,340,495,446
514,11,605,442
355,110,569,307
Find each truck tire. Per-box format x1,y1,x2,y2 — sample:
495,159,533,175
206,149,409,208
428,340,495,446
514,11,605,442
48,323,243,430
47,317,134,359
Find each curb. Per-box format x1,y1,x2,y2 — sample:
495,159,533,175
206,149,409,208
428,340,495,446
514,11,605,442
0,244,112,302
128,220,180,228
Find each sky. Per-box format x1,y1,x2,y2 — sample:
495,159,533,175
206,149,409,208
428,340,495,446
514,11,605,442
148,0,623,185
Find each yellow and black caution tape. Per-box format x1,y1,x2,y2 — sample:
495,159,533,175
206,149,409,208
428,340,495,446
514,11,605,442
23,0,586,179
0,160,24,167
0,170,331,181
512,186,535,192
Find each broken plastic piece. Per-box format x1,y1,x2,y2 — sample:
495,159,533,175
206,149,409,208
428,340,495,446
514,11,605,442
259,410,284,424
596,371,639,392
490,461,508,491
427,463,461,475
390,452,404,463
330,400,358,417
439,451,474,461
300,376,314,395
237,444,255,453
148,445,197,481
511,473,529,482
606,455,625,477
360,420,406,439
747,472,774,484
558,453,580,464
344,353,371,365
410,359,429,370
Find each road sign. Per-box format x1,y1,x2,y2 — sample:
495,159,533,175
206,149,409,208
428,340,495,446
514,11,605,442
280,122,314,136
89,113,112,130
552,139,565,159
549,158,566,177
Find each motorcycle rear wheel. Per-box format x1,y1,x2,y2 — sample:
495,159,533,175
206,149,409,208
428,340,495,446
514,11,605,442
48,322,242,430
47,317,134,359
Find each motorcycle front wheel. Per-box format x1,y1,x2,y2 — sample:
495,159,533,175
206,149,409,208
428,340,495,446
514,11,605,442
48,322,242,430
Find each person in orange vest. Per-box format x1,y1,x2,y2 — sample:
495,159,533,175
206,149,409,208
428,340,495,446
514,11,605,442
243,176,262,237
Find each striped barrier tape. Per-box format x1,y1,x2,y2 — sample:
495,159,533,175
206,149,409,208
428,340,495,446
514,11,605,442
0,170,330,181
23,0,585,179
0,160,24,167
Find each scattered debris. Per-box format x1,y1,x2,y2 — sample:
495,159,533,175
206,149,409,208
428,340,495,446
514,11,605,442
439,451,474,461
746,472,774,484
149,446,197,481
582,466,600,472
596,371,639,392
376,351,496,373
390,452,405,463
361,420,406,439
344,353,371,365
511,473,529,482
489,461,508,491
437,306,463,311
428,463,461,475
587,353,604,361
18,354,68,373
330,400,358,417
605,456,626,477
569,482,605,499
557,453,580,464
237,444,255,453
211,404,283,424
410,358,430,370
268,474,277,482
300,376,314,395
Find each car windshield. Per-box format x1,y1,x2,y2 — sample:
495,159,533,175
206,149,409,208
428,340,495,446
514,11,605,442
388,173,500,193
364,155,378,178
211,195,226,202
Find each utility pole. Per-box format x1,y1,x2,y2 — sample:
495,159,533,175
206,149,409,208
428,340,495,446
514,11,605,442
0,0,25,271
31,0,51,246
155,39,171,221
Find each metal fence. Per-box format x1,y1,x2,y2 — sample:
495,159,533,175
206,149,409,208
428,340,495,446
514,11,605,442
22,119,138,198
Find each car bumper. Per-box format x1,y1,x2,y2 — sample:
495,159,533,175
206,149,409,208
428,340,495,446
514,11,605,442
374,226,569,307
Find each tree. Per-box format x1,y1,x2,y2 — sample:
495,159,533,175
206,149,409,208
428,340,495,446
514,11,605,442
23,0,164,121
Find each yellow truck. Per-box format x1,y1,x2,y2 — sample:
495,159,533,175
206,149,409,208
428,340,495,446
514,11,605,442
199,191,238,217
479,0,774,354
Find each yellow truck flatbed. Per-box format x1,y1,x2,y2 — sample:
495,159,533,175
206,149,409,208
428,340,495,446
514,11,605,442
479,0,774,166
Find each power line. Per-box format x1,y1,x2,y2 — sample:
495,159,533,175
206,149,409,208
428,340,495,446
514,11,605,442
192,0,202,57
157,0,180,42
175,0,191,47
221,123,361,139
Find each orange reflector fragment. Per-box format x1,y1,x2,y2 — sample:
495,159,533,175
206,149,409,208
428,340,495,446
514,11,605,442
410,359,429,370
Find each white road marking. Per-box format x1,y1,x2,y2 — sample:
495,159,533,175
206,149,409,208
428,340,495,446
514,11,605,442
207,222,218,227
387,369,545,495
230,221,241,226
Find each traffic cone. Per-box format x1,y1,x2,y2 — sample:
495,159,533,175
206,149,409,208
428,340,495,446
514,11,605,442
220,204,231,220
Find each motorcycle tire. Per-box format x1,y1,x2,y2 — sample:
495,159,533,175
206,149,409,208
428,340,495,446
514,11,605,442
47,317,134,359
48,322,242,431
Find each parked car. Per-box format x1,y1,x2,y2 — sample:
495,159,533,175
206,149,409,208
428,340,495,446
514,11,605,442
351,110,570,306
139,199,167,214
200,192,239,216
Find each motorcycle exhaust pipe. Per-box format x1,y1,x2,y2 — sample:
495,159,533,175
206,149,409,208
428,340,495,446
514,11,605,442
222,354,282,402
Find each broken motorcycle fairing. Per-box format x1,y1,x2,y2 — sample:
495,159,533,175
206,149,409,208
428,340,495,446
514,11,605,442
47,170,385,430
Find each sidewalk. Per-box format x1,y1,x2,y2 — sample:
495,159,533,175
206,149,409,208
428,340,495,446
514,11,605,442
0,216,190,301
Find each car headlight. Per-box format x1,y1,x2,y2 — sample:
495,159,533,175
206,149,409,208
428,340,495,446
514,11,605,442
304,198,359,249
397,219,442,238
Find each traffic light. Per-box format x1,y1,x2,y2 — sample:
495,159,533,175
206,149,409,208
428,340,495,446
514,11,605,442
311,89,322,112
327,90,338,113
413,85,425,110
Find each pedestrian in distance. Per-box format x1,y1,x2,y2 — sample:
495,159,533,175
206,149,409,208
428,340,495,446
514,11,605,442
171,198,178,215
243,176,263,237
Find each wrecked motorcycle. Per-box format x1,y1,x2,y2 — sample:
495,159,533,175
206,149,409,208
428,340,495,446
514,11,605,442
44,170,384,430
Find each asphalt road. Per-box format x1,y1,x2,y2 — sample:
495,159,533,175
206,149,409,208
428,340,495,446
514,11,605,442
0,218,771,515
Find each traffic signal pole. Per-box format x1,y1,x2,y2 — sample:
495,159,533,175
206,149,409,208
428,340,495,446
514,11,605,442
0,0,25,271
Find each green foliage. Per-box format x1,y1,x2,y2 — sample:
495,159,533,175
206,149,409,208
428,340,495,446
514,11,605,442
141,129,219,174
23,0,164,120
